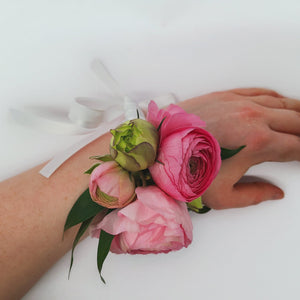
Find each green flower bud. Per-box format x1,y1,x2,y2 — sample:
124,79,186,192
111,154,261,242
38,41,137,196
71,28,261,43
187,197,204,212
110,119,159,172
187,197,211,214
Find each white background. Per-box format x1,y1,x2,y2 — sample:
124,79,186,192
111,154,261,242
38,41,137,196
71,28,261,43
1,1,300,299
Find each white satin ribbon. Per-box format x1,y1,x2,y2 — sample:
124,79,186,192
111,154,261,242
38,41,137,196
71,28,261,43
39,114,125,178
11,59,177,178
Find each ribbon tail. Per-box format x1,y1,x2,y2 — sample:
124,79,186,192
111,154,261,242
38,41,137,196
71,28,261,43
10,108,92,135
39,114,125,178
91,59,124,98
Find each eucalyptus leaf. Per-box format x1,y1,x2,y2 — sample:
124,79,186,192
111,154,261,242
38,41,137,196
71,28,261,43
64,189,105,232
85,163,100,174
89,154,113,162
68,217,94,278
221,145,246,160
97,230,115,284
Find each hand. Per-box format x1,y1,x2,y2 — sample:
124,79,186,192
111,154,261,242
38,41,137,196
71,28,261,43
179,88,300,209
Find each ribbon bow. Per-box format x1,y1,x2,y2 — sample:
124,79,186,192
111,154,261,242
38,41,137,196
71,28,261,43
11,60,177,178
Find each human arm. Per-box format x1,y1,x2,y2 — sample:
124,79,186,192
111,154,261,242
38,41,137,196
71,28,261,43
1,88,300,299
0,133,112,299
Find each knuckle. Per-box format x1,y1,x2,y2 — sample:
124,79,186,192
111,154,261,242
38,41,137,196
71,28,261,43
247,129,271,151
277,97,288,109
238,103,263,120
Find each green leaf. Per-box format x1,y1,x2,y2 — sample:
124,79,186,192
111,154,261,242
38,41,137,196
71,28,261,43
85,163,100,174
155,159,164,165
97,230,115,284
96,189,119,203
68,217,94,279
89,154,114,162
187,197,203,211
64,189,105,232
157,116,166,131
187,197,211,213
191,205,211,214
221,145,246,160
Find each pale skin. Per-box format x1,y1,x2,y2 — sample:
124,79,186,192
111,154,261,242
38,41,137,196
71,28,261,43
1,88,300,299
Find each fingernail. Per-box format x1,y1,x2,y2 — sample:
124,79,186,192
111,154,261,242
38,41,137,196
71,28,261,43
272,190,284,200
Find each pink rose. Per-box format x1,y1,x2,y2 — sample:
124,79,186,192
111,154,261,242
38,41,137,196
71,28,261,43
90,186,193,254
89,161,136,208
147,101,221,202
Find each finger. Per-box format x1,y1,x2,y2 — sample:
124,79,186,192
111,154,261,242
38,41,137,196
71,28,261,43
228,182,284,208
266,131,300,162
266,108,300,135
228,88,282,98
252,95,300,112
217,156,250,183
202,156,251,209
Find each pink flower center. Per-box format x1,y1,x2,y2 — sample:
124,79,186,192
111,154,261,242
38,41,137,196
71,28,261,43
188,156,199,175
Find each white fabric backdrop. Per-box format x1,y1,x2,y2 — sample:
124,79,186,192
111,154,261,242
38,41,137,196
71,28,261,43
1,1,300,299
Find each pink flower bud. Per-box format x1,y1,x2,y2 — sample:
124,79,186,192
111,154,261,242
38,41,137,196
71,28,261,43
89,161,136,208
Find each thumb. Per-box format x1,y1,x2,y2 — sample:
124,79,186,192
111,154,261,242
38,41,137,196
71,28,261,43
230,182,284,208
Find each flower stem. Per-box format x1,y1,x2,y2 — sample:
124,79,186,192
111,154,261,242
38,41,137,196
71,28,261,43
139,171,147,187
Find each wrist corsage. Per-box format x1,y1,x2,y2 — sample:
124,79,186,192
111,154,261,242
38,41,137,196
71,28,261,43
64,100,244,283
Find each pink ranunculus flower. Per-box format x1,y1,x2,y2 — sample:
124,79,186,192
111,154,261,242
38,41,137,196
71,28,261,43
146,100,206,143
89,161,136,209
90,186,193,254
147,101,221,202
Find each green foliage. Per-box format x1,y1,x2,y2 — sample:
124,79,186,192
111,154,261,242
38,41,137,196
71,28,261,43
89,154,114,162
64,189,105,232
85,163,101,174
187,197,212,214
68,217,94,278
190,205,211,214
221,146,245,160
157,116,166,131
97,230,115,284
187,197,203,211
